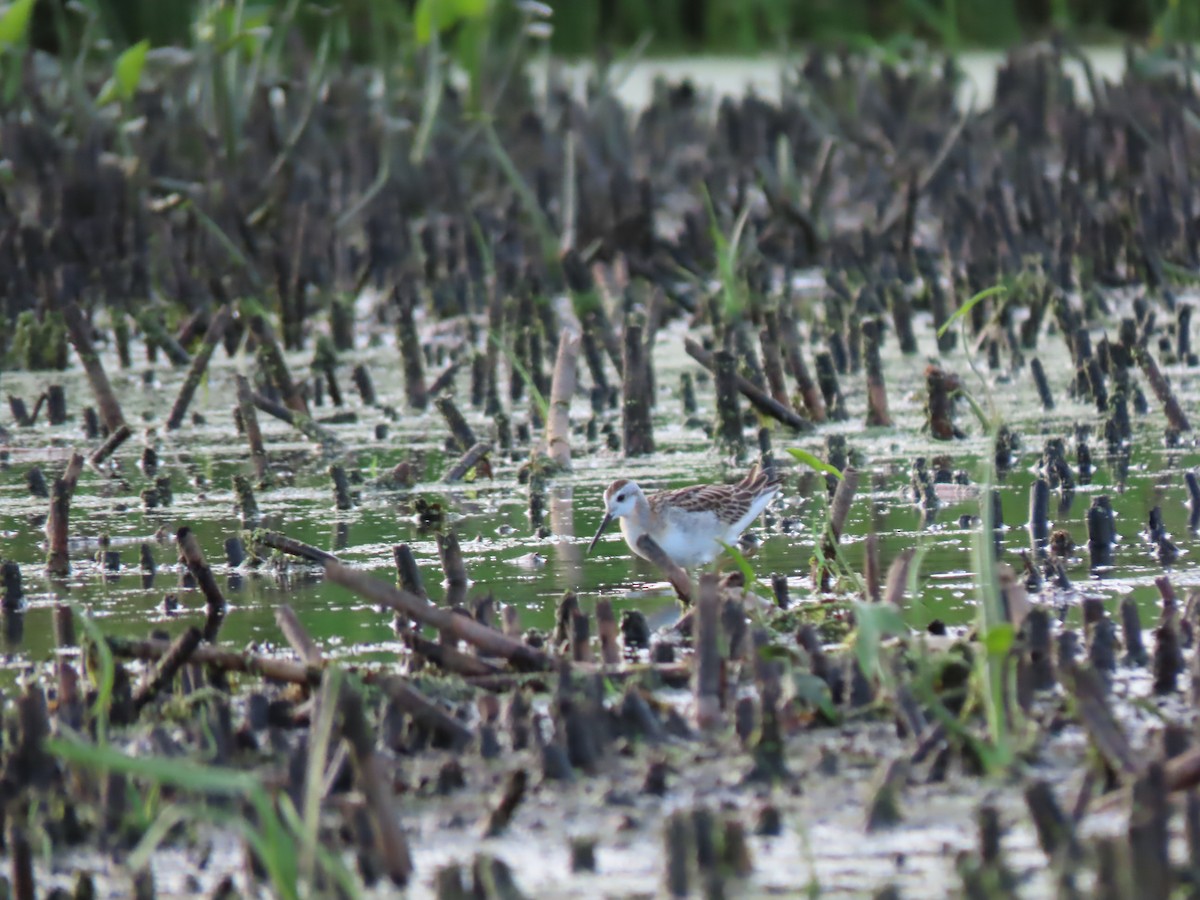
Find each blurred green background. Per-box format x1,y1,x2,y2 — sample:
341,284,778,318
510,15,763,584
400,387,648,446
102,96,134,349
26,0,1200,57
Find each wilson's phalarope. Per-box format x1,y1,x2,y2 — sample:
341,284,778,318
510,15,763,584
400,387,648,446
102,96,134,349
586,464,783,568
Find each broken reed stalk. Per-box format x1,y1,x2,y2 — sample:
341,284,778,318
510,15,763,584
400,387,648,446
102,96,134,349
254,530,339,565
758,321,792,409
88,424,131,467
779,311,825,421
249,313,308,416
337,678,414,886
44,452,85,576
275,605,323,666
251,391,339,448
105,634,474,746
401,628,501,677
176,528,225,642
323,561,552,671
166,305,232,430
544,330,579,469
1135,345,1191,432
63,302,126,433
132,626,203,711
684,338,813,432
635,534,693,604
435,395,477,453
622,319,655,456
443,441,492,483
693,573,722,730
235,375,270,485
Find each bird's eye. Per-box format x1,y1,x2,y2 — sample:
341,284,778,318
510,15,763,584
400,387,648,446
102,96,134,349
615,493,625,502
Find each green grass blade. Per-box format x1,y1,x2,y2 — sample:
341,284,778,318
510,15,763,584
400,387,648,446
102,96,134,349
936,285,1006,338
72,605,115,744
488,330,549,420
786,448,843,480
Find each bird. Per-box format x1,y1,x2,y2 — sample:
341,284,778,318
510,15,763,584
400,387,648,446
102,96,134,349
586,463,783,568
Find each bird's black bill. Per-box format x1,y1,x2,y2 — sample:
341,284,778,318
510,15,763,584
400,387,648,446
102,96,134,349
587,512,614,555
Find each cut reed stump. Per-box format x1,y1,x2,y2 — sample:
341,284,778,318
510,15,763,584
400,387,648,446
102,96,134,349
544,330,579,469
693,573,722,730
44,452,85,576
622,319,655,457
862,319,892,427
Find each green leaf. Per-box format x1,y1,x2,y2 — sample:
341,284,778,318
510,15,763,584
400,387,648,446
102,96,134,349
115,39,149,98
0,0,35,48
792,672,840,722
786,448,843,480
937,285,1007,338
97,39,150,106
852,601,908,680
981,622,1015,657
415,0,490,45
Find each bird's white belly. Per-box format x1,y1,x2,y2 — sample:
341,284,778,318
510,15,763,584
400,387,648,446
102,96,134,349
622,514,726,567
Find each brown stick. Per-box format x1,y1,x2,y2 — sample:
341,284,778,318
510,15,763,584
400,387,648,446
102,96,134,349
635,534,693,604
323,561,552,671
166,305,232,430
544,331,580,469
684,338,813,432
235,375,270,484
63,302,126,433
275,605,323,666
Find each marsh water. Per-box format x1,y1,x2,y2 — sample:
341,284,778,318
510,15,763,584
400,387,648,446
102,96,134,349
3,280,1198,675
